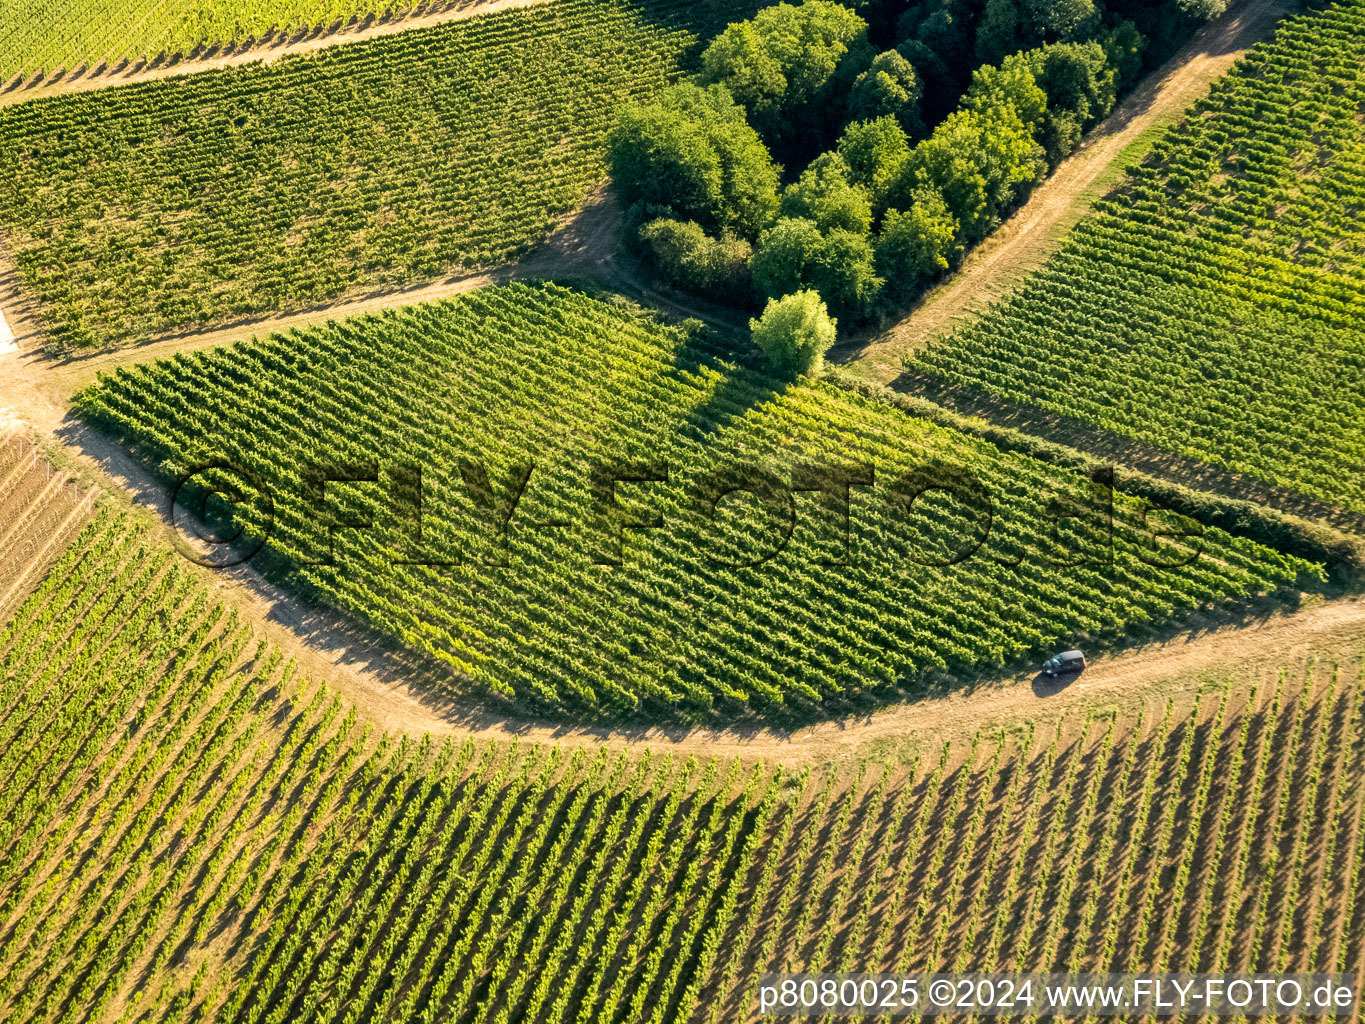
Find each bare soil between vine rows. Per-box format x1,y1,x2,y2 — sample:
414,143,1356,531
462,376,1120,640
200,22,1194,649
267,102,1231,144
0,0,1357,761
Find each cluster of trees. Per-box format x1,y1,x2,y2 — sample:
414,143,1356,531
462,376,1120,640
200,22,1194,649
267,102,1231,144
607,0,1224,375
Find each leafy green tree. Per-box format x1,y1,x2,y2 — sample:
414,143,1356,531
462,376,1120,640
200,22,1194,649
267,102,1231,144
962,56,1048,133
1176,0,1228,16
608,83,780,239
750,290,839,377
975,0,1099,65
780,153,874,234
1022,41,1118,164
875,187,961,302
1027,41,1116,125
638,218,754,303
838,115,912,213
700,1,872,148
897,0,983,72
809,228,884,319
751,217,826,300
895,0,986,122
899,105,1045,243
1102,21,1147,92
1029,0,1099,37
847,50,924,136
752,217,883,321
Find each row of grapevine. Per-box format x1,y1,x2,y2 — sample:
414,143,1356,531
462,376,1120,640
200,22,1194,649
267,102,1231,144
739,669,1365,1012
0,508,797,1024
0,433,97,619
74,281,1324,721
0,0,511,85
1,509,1361,1022
911,0,1365,515
0,0,759,350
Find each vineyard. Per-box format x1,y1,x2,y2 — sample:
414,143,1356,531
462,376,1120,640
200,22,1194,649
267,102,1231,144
909,0,1365,516
0,0,514,85
0,433,96,621
0,507,1361,1023
0,0,755,351
74,281,1325,722
4,0,1365,1013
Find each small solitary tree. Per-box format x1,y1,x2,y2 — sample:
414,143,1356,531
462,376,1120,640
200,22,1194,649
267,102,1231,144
750,290,839,378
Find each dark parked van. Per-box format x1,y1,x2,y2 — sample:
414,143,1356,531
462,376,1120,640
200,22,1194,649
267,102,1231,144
1042,650,1087,678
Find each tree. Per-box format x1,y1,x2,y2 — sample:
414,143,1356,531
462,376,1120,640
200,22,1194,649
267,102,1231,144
752,218,883,321
638,218,754,303
1021,41,1119,164
808,228,884,319
1027,0,1099,38
847,50,924,136
700,2,872,148
875,187,961,302
897,0,983,73
607,84,779,239
838,115,912,213
751,218,826,300
750,290,838,377
962,57,1048,134
899,105,1045,243
1102,21,1147,92
1027,41,1117,128
974,0,1022,66
895,0,987,122
975,0,1099,64
780,153,874,234
1176,0,1228,16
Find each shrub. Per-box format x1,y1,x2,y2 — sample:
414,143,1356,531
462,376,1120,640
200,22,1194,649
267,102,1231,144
638,218,754,303
875,188,961,302
749,290,838,377
847,50,924,136
780,153,874,234
608,83,780,239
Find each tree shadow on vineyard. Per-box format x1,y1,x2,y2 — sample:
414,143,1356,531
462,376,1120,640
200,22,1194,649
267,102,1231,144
666,326,783,438
626,0,770,47
887,367,1365,537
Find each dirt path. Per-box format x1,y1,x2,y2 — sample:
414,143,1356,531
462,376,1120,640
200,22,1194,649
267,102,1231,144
0,0,554,109
7,189,620,408
0,0,1352,763
220,590,1365,767
842,0,1296,385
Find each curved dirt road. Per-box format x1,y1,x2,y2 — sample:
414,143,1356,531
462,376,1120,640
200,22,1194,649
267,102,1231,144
290,594,1365,765
0,0,553,109
845,0,1296,384
0,0,1350,763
